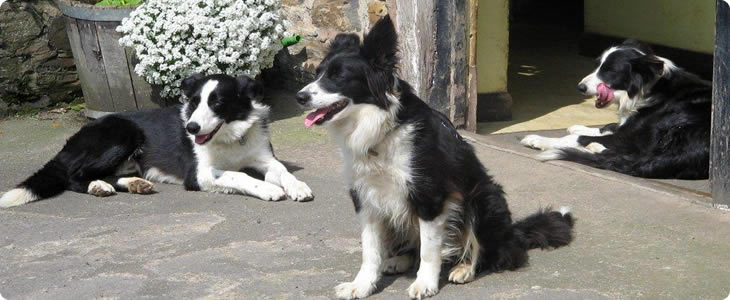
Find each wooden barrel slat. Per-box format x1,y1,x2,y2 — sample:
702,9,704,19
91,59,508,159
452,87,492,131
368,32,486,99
65,18,97,111
76,18,116,113
96,21,137,111
124,48,160,109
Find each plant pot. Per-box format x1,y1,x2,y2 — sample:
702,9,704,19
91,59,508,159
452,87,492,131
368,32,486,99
56,0,172,118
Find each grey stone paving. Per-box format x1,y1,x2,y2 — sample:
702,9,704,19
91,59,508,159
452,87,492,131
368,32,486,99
0,95,728,299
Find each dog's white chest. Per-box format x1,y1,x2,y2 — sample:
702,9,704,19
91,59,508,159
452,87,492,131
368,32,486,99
344,126,414,218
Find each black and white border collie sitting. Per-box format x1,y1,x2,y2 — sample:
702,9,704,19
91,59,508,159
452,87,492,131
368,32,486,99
0,74,313,208
521,40,711,179
296,16,574,299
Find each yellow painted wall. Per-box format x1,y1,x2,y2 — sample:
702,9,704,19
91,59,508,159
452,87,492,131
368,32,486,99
585,0,715,54
477,0,509,93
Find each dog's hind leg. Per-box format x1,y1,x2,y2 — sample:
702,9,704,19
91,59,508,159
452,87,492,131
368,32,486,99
448,229,481,284
521,134,580,151
113,177,155,194
577,135,617,153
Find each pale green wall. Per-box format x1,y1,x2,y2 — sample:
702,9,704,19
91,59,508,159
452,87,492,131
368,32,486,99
585,0,715,54
477,0,509,93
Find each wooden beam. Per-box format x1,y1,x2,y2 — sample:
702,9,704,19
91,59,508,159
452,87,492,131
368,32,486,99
465,0,479,132
711,0,730,207
390,0,468,127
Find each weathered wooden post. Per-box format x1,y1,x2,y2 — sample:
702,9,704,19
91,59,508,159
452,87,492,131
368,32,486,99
712,0,730,207
384,0,469,127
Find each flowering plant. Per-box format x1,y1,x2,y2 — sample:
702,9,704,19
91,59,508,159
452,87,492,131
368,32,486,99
117,0,287,99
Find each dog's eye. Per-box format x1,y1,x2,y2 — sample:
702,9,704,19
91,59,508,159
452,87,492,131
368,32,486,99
209,101,222,109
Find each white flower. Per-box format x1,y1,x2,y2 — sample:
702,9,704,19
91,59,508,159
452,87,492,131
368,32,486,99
117,0,287,98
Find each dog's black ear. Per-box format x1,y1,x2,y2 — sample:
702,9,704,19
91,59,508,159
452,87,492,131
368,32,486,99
330,33,361,53
361,15,398,72
627,55,664,97
181,73,205,98
236,75,264,101
621,39,654,55
361,15,398,109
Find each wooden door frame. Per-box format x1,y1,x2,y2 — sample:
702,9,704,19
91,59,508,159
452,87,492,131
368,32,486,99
711,0,729,207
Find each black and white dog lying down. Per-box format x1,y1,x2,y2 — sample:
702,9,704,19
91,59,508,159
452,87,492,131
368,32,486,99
0,74,313,208
296,16,574,299
521,40,711,179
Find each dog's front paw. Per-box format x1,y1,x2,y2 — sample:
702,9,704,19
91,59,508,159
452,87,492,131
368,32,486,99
520,134,547,150
283,180,313,202
407,278,439,299
88,180,116,197
252,182,286,201
335,281,376,299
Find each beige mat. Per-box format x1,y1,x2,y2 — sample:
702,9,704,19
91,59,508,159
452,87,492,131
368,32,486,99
478,97,618,134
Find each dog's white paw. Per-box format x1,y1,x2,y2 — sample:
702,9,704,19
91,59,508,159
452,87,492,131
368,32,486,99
407,278,439,299
448,263,475,284
567,124,587,135
568,125,601,136
88,180,116,197
335,280,376,299
119,177,155,194
252,182,286,201
520,134,547,150
383,255,414,275
283,180,313,202
585,142,607,153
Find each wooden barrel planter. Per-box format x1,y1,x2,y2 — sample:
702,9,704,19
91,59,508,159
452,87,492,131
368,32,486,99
57,0,171,118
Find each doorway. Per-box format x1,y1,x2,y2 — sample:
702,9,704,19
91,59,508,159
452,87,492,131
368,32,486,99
478,0,616,134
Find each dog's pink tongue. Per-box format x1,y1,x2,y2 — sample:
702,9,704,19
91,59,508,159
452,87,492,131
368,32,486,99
595,83,614,108
304,108,329,128
195,134,210,145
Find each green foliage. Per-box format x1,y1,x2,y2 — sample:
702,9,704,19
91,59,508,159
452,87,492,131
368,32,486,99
14,105,41,118
95,0,142,7
68,104,85,111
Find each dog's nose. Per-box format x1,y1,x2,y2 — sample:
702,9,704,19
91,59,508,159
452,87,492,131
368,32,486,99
295,91,310,105
577,84,588,93
186,122,200,134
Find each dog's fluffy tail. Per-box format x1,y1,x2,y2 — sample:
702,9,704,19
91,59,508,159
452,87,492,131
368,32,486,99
512,206,575,250
469,182,575,273
0,159,68,208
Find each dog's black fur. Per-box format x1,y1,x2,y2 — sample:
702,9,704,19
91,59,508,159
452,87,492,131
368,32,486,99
560,43,711,179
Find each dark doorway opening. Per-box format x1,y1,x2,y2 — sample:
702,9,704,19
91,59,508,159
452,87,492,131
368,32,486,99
478,0,614,134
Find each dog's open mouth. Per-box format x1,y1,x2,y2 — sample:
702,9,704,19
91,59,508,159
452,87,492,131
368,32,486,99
194,122,223,145
595,83,615,108
304,100,348,128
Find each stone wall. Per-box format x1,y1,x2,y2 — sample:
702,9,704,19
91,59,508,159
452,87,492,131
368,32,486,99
0,0,80,115
0,0,385,115
264,0,384,90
